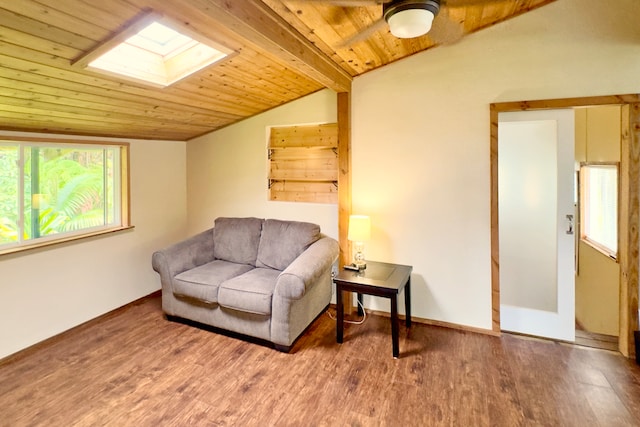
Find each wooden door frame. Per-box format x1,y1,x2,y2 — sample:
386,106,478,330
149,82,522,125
490,95,640,358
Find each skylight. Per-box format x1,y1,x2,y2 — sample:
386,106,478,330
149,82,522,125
75,16,231,87
127,22,196,57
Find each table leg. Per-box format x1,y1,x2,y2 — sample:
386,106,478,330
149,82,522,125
405,277,412,328
336,285,344,343
390,294,399,358
357,293,364,316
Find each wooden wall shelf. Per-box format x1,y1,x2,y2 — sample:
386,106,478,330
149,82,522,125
268,123,338,204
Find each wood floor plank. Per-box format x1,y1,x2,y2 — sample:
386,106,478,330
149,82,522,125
1,294,640,426
483,335,526,426
583,382,638,427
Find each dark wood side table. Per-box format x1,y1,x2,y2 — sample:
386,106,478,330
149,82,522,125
333,261,413,358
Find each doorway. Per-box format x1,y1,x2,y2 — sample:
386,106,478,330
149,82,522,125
574,105,622,351
490,95,640,358
497,109,576,342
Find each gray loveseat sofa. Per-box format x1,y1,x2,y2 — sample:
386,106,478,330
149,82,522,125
152,217,339,351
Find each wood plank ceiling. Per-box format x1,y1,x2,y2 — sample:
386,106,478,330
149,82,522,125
0,0,556,141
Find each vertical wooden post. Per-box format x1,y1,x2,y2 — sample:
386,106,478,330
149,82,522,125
337,91,354,314
619,103,640,358
489,104,501,334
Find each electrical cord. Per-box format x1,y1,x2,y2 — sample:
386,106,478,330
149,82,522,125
327,292,367,325
328,267,367,324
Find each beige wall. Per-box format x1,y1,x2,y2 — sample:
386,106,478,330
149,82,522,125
576,242,620,335
186,89,338,239
575,105,621,336
0,132,187,359
350,0,640,328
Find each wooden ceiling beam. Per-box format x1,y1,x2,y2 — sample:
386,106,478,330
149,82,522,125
187,0,352,93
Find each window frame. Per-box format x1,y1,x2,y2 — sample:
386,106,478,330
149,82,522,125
0,137,131,256
579,161,619,260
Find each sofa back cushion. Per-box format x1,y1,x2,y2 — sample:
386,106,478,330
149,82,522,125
213,217,263,266
256,219,320,271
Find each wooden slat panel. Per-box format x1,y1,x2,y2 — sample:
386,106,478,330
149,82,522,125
209,49,322,95
0,25,82,61
271,156,338,170
271,0,557,76
292,3,385,74
0,54,264,118
193,68,308,104
270,169,338,181
0,8,95,51
0,102,214,134
268,123,338,203
270,147,337,160
35,0,140,32
270,123,338,148
0,85,224,128
76,0,140,21
259,0,359,76
0,117,195,140
269,180,338,204
0,0,112,41
0,82,238,131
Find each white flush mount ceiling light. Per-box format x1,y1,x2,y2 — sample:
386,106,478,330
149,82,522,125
73,13,231,87
384,0,440,39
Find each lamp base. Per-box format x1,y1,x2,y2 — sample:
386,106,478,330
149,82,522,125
344,263,364,271
353,243,366,271
352,261,366,271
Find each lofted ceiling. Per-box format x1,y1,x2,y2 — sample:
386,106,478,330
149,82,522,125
0,0,556,141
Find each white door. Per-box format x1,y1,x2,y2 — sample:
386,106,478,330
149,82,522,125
498,109,575,342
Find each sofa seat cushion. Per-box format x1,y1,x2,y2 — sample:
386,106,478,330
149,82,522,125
173,260,254,304
213,217,263,266
256,219,320,271
218,268,281,315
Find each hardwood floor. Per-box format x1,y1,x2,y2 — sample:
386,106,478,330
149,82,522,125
2,294,640,427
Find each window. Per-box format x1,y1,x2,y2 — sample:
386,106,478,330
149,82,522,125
0,139,129,254
268,123,338,204
580,163,618,257
73,13,231,87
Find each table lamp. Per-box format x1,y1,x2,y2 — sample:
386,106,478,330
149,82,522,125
348,215,370,270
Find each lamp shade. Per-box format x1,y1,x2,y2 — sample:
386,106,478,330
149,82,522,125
348,215,371,242
387,8,434,39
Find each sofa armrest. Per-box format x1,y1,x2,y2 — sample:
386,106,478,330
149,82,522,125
152,228,216,285
274,236,339,300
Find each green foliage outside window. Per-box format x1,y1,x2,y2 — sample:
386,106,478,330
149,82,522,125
0,142,120,248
